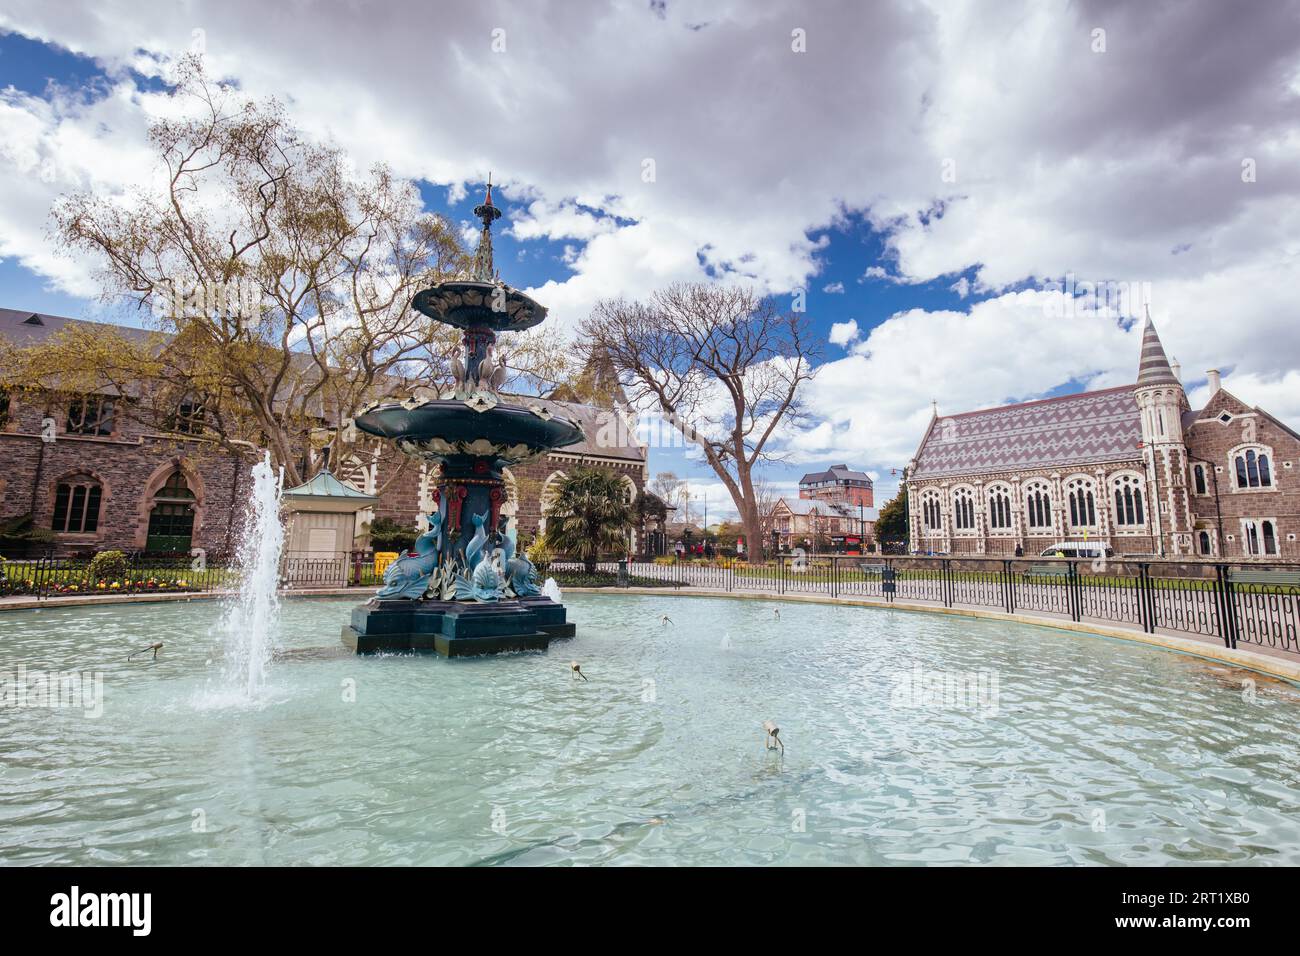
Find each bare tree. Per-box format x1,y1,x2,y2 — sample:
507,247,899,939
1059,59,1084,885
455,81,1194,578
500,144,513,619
648,471,690,523
51,56,470,485
580,283,819,561
752,474,779,558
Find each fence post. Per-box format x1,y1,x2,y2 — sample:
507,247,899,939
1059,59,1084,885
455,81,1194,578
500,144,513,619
832,556,839,599
941,558,952,607
1215,564,1238,650
1067,561,1081,622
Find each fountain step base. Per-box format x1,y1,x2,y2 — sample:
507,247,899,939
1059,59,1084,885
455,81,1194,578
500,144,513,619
342,597,575,657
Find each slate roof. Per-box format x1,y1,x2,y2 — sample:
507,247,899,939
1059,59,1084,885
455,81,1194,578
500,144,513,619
776,497,879,520
0,307,162,349
506,396,646,462
910,385,1143,480
798,464,873,485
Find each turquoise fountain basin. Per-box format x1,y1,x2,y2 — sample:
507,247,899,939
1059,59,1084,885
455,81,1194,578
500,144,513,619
1,593,1297,866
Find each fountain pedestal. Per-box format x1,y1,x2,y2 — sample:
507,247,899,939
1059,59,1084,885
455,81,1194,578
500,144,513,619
342,597,575,656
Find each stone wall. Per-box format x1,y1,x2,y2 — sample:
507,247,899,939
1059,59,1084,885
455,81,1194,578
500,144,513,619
1185,390,1300,559
0,391,247,557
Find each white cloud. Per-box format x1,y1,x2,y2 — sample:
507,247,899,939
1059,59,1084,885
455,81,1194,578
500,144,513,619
828,319,860,347
822,281,845,294
797,289,1140,468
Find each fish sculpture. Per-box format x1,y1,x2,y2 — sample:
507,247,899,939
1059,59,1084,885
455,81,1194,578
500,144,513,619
454,549,505,602
375,512,442,600
502,524,540,597
463,511,489,570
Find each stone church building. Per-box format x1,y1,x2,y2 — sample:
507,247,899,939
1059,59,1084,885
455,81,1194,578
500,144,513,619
906,317,1299,560
0,306,646,558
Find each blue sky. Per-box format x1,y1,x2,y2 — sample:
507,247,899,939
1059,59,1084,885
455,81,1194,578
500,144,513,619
2,2,1298,522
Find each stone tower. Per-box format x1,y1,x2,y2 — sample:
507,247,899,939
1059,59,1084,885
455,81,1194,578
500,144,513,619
1133,313,1192,555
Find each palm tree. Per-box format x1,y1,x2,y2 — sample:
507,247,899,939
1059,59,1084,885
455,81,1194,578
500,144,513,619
542,467,635,573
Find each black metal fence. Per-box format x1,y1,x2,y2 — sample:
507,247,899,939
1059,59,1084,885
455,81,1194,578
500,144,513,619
9,549,1298,659
592,556,1300,658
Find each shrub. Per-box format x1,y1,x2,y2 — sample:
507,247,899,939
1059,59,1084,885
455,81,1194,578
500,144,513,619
525,536,554,573
540,468,634,573
88,550,128,583
369,516,418,553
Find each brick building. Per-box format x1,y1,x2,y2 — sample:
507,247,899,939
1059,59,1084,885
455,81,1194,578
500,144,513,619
771,463,878,553
798,463,874,507
905,316,1300,559
1,306,646,557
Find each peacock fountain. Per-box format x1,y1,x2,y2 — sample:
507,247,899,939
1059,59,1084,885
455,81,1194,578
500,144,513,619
341,180,583,656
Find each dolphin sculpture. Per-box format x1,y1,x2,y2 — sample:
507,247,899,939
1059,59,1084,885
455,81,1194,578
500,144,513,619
464,511,489,570
375,512,442,600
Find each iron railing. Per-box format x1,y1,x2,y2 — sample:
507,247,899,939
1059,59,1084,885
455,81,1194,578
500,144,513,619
9,550,1298,659
586,555,1300,658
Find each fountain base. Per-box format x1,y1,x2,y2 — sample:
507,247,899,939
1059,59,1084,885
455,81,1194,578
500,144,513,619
342,596,576,656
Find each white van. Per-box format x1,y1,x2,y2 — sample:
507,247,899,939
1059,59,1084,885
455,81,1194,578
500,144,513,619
1039,542,1114,559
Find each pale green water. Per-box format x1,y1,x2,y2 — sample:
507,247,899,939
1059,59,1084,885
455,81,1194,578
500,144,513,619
1,594,1297,866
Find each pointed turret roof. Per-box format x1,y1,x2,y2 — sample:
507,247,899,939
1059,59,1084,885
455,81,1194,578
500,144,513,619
1136,310,1180,387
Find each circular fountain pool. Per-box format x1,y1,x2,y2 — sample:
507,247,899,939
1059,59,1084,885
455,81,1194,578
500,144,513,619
1,593,1297,865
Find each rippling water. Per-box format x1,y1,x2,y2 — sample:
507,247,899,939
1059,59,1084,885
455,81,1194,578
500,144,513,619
1,594,1297,866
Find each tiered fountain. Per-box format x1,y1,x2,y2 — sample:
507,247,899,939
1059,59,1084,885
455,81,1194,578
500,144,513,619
342,180,583,656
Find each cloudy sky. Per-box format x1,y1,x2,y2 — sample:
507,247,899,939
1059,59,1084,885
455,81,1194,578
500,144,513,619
1,0,1298,518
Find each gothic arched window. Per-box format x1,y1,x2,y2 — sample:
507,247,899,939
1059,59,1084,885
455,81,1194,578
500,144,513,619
1024,481,1052,530
1065,478,1096,530
1233,448,1273,489
987,487,1012,530
1112,474,1146,527
1192,464,1207,495
953,487,975,531
920,491,942,533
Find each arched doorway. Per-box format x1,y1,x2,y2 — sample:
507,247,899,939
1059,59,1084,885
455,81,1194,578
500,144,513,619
146,469,196,552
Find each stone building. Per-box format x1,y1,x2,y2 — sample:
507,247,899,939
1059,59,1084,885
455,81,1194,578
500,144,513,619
1,306,646,557
905,316,1300,560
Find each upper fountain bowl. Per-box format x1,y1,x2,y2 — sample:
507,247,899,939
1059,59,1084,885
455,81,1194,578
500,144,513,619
412,281,547,333
353,398,584,464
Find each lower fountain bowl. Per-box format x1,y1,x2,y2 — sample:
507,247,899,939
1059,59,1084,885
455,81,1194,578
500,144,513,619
342,596,576,656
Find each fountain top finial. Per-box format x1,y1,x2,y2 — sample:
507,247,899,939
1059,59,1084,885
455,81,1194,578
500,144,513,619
469,177,502,282
410,175,548,330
